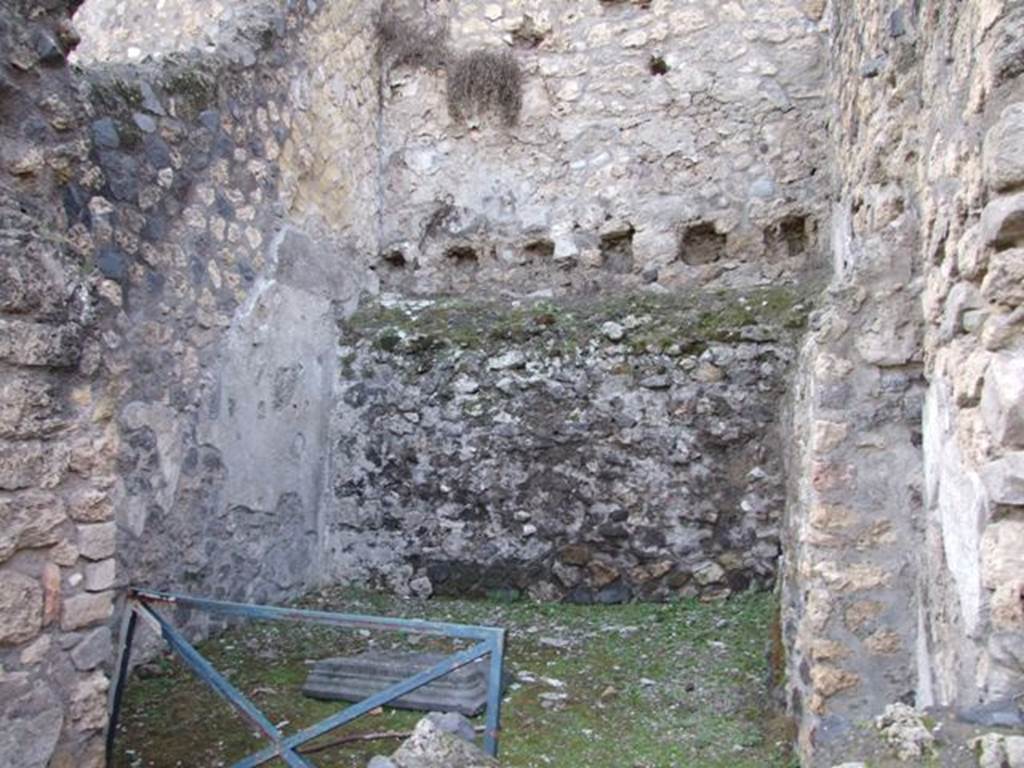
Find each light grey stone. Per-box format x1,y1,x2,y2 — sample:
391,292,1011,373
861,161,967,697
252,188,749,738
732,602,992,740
601,321,625,341
982,193,1024,249
980,453,1024,505
84,559,116,592
390,717,497,768
77,522,116,561
424,711,477,744
1007,736,1024,768
70,627,113,671
61,592,113,632
487,350,526,371
0,680,63,768
981,354,1024,448
985,103,1024,193
981,248,1024,308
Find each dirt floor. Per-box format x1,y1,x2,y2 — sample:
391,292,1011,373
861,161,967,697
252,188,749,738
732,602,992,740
110,588,798,768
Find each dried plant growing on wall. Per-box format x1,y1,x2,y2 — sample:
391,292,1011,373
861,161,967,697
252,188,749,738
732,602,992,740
376,8,449,69
446,49,523,127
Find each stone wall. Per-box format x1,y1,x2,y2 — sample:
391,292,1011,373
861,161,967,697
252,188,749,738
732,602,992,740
376,0,830,297
915,0,1024,715
782,0,1024,764
0,1,380,766
90,0,379,608
5,1,1022,766
328,289,809,601
71,0,244,64
1,2,119,765
780,0,927,758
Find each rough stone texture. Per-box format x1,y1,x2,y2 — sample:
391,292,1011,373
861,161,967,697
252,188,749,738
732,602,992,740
0,11,120,763
0,1,378,764
72,0,238,64
304,651,494,716
783,0,1024,764
388,716,498,768
0,573,44,646
330,290,807,601
985,104,1024,193
82,0,380,611
376,0,830,297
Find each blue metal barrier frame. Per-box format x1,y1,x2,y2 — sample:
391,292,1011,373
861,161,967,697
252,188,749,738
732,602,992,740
106,588,506,767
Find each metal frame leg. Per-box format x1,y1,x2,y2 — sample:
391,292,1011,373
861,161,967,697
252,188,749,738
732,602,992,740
106,608,138,768
483,630,505,757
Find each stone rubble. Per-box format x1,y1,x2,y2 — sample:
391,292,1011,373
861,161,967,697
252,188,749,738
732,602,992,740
369,713,497,768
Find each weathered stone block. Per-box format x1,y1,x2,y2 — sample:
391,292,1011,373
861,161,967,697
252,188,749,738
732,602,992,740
83,559,115,592
0,492,66,563
982,193,1024,250
0,319,81,368
76,523,115,561
70,671,110,731
980,453,1024,505
0,375,62,439
0,441,69,491
0,572,43,645
61,592,113,631
981,354,1024,447
304,651,496,716
0,678,63,768
985,103,1024,193
983,306,1024,351
67,490,114,523
981,521,1024,590
70,627,113,671
389,716,497,768
991,581,1024,630
982,249,1024,308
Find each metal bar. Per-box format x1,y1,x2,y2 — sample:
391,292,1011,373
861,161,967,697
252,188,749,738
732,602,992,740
483,630,506,758
136,603,314,768
133,588,498,641
235,641,493,768
105,607,139,768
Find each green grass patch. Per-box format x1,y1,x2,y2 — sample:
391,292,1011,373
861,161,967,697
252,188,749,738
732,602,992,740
112,589,796,768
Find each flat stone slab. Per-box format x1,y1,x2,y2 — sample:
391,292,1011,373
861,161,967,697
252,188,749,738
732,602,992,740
302,651,493,716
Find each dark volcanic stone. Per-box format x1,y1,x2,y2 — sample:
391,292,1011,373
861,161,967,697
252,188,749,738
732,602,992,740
62,184,90,227
140,214,167,243
142,134,172,169
90,117,120,149
32,29,64,65
594,580,632,605
98,151,139,202
95,246,128,281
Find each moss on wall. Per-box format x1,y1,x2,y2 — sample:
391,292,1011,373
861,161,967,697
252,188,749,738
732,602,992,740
342,286,815,365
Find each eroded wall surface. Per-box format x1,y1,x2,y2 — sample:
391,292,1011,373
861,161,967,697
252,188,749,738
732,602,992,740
95,0,379,608
0,1,379,766
783,0,1024,763
376,0,830,296
71,0,244,64
914,0,1024,714
328,290,808,601
1,3,122,765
